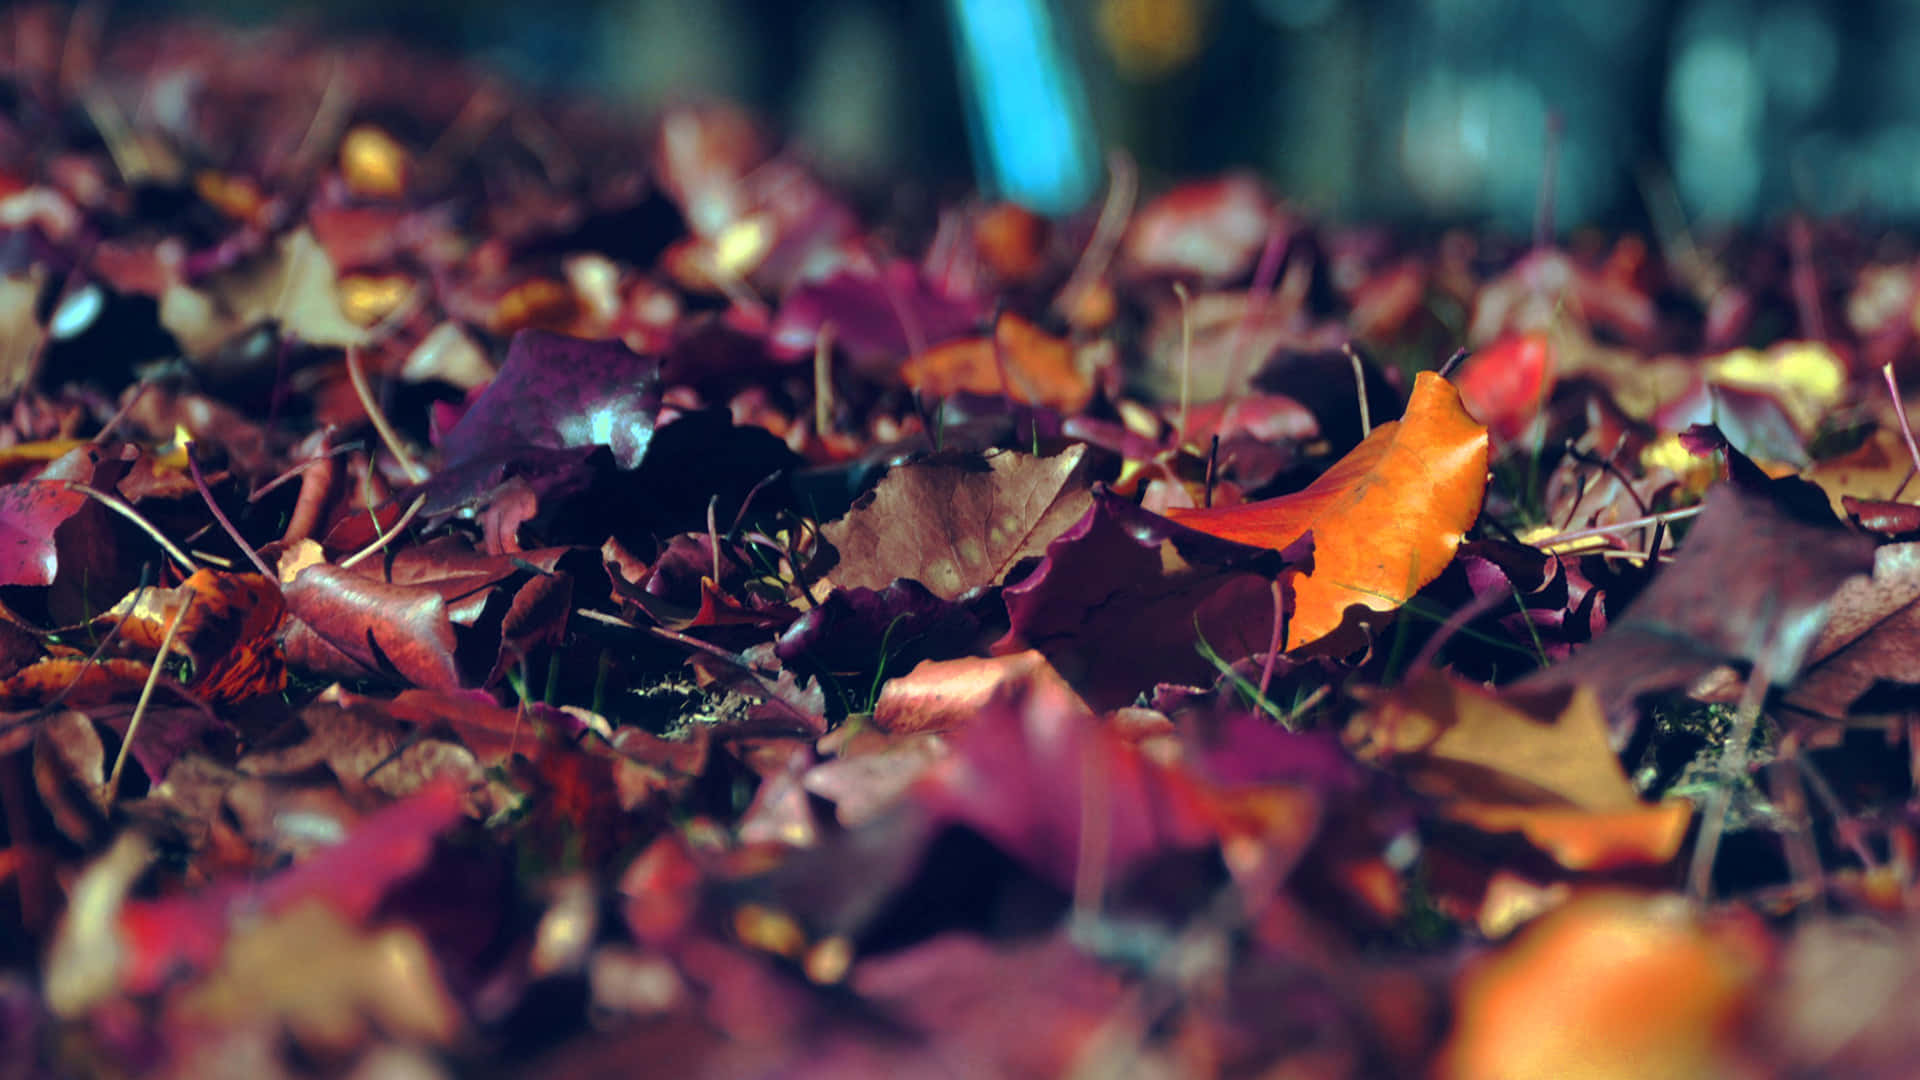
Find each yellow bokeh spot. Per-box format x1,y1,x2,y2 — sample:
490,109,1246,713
1706,341,1844,431
339,125,410,200
713,215,772,280
1096,0,1207,80
337,273,414,328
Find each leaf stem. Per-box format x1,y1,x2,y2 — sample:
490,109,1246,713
63,482,195,573
104,591,192,803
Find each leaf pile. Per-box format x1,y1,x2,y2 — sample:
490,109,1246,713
6,7,1920,1077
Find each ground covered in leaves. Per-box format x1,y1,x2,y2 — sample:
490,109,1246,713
8,7,1920,1078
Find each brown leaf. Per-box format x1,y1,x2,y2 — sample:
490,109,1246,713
1720,541,1920,720
171,901,461,1054
872,651,1087,736
32,710,108,845
159,228,368,360
1350,672,1691,872
90,570,287,703
1520,480,1878,725
1350,671,1640,811
824,445,1094,601
242,690,501,814
0,657,154,708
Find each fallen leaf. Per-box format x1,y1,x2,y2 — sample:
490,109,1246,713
1170,371,1490,650
280,564,463,690
420,329,664,514
899,312,1093,412
89,570,287,703
160,228,368,359
823,445,1094,601
1349,671,1691,871
1711,541,1920,721
768,260,983,372
1349,670,1640,811
172,901,461,1053
1519,478,1877,725
0,445,115,588
1121,174,1281,282
1438,892,1766,1080
910,648,1222,891
996,489,1298,710
1454,332,1553,443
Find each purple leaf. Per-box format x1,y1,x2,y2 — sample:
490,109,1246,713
995,489,1305,710
421,330,663,513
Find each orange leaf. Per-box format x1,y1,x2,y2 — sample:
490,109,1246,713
1446,801,1695,872
1169,371,1488,649
1348,671,1692,873
900,313,1092,412
1439,892,1767,1080
95,570,287,703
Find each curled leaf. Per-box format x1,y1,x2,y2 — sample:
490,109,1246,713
1171,371,1489,650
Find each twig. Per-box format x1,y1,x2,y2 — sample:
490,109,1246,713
1217,225,1290,433
338,494,425,570
63,483,195,572
812,320,837,438
1258,578,1287,698
1688,652,1775,900
1052,150,1136,323
186,449,272,578
1882,362,1920,481
90,380,153,445
343,345,427,484
1173,282,1194,449
1202,435,1220,509
1071,734,1112,928
1530,505,1702,550
1344,342,1372,438
104,593,192,804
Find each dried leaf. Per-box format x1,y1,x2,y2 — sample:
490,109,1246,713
160,228,368,359
996,489,1298,710
281,564,463,690
899,313,1093,412
824,445,1094,601
1121,174,1280,281
1520,479,1877,724
172,901,461,1053
1171,371,1490,650
1438,893,1766,1080
1349,671,1640,811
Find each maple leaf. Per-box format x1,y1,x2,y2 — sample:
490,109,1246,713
1170,371,1490,650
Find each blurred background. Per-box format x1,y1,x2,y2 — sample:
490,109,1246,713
98,0,1920,231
